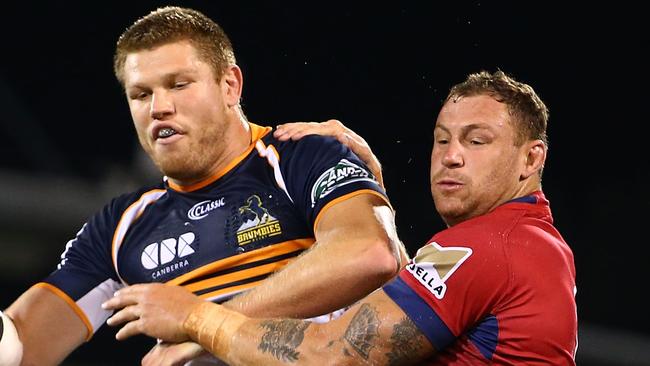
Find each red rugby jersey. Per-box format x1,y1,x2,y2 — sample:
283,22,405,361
384,191,577,365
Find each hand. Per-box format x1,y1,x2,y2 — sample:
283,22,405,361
142,341,208,366
102,283,202,342
274,119,385,189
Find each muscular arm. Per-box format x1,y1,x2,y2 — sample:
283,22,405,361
5,286,88,365
200,289,434,365
105,285,435,365
223,193,408,318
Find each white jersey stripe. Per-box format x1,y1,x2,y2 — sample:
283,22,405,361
111,189,167,283
255,141,293,203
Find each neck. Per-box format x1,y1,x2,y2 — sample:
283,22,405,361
513,176,542,200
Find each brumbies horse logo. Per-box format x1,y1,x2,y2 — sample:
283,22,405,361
236,195,282,245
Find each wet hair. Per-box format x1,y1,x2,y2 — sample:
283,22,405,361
446,70,548,147
113,6,236,86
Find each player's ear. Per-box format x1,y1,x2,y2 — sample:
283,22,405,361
520,140,546,180
222,65,243,108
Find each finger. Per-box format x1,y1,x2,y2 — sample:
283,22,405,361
276,122,320,140
106,305,140,326
273,126,289,139
274,125,300,140
274,122,308,134
292,122,334,140
142,343,162,366
102,285,145,310
102,295,131,310
143,342,200,366
115,318,142,340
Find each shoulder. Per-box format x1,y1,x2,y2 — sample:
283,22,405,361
434,208,521,246
262,131,344,156
102,182,167,218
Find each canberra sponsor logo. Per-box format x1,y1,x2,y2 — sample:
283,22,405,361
236,195,282,245
406,241,472,300
188,197,226,220
311,159,375,207
141,232,196,279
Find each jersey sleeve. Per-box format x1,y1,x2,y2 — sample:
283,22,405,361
277,134,389,228
383,234,509,353
39,194,136,339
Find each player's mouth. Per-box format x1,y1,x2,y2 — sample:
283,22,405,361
157,127,177,138
436,178,464,192
151,123,184,144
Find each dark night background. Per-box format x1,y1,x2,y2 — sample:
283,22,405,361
0,2,647,365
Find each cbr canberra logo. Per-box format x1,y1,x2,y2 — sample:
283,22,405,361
141,232,196,279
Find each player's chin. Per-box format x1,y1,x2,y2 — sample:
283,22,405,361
433,198,466,221
158,158,196,180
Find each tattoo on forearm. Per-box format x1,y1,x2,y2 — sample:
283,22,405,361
386,317,426,365
257,319,311,363
343,303,381,360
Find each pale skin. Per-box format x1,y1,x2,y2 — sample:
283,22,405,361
4,40,405,365
104,93,548,365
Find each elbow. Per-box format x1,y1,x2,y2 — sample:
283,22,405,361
362,237,402,282
303,331,363,366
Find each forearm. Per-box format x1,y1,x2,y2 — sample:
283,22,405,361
185,290,434,366
185,302,333,366
185,302,264,365
224,195,404,319
224,235,398,318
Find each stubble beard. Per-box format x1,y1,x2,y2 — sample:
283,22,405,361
149,126,227,184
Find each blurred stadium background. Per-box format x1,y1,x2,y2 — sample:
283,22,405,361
1,2,647,365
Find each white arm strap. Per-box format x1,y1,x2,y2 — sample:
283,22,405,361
0,310,23,366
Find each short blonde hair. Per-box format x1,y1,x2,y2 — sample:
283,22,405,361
113,6,236,86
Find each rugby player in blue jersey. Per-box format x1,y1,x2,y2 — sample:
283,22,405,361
0,6,406,365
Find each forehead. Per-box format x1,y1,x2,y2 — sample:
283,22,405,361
435,94,511,132
123,40,208,86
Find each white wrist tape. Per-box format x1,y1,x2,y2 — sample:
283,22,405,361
0,310,23,366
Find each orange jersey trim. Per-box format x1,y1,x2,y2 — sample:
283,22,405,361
197,279,266,301
183,258,293,293
34,282,94,341
168,123,273,192
166,238,314,287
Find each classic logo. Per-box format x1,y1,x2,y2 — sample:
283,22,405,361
188,197,226,220
310,159,376,207
236,195,282,245
406,241,472,300
141,232,196,279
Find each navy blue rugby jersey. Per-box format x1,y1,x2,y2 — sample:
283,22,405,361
37,123,389,339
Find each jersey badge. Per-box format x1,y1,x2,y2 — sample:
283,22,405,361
406,241,472,300
310,159,376,207
236,195,283,245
